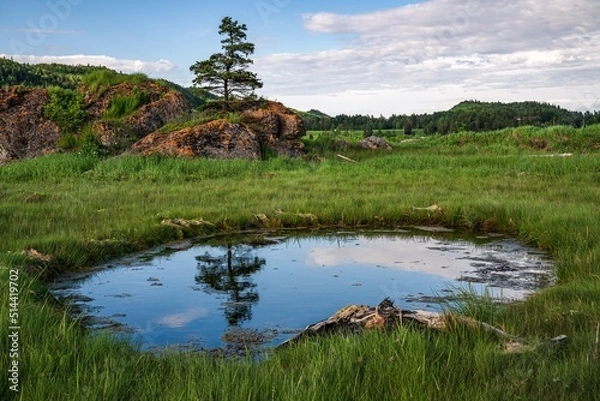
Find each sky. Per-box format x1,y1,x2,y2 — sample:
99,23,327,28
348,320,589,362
1,0,599,116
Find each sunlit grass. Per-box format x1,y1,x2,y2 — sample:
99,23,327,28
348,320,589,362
1,125,600,400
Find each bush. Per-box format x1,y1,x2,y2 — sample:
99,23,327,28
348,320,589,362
57,133,78,150
78,126,110,158
43,87,86,133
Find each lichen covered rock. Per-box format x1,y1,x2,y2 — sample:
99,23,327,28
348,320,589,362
0,81,305,163
131,119,261,159
0,87,60,163
132,100,307,160
358,135,392,150
86,82,191,148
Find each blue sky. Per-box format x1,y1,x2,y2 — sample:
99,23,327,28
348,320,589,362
1,0,599,115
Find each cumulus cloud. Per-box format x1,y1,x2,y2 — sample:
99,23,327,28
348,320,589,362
2,54,177,74
255,0,600,114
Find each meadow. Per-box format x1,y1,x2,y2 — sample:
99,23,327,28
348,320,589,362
1,125,599,400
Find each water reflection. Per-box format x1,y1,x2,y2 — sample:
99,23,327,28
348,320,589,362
195,243,266,326
48,231,555,350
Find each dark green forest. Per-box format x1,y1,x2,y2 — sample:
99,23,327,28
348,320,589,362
2,57,599,134
0,57,111,89
301,100,600,135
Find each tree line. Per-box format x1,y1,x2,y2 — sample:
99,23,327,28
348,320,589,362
0,57,110,89
3,55,599,134
302,100,600,134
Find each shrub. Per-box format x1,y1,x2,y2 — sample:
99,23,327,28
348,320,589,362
43,87,86,133
57,133,78,150
78,126,110,158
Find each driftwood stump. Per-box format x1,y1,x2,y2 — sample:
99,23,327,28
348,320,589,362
279,298,567,353
279,298,446,347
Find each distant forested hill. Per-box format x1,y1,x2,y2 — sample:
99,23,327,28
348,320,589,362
0,57,111,89
304,100,599,134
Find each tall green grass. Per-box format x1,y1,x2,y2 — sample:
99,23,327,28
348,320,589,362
307,125,600,155
1,125,600,400
103,88,150,120
81,70,150,96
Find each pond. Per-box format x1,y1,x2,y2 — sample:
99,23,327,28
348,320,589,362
49,229,555,353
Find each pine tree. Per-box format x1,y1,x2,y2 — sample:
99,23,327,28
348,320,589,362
189,17,263,109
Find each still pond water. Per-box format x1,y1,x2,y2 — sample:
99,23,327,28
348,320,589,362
50,229,554,351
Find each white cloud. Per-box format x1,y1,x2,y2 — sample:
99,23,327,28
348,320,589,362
156,307,208,329
255,0,600,114
1,54,177,75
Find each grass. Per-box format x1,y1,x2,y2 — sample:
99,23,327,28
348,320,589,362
1,125,600,400
81,70,150,97
308,124,600,154
103,88,150,120
156,110,242,133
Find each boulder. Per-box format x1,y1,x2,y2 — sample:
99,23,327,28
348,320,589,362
358,135,392,150
240,101,306,157
240,101,305,141
0,87,60,163
126,91,190,137
131,119,261,159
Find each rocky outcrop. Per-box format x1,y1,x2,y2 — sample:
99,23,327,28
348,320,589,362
0,82,192,162
86,82,191,148
131,119,261,159
239,101,306,157
126,92,190,136
358,136,392,150
0,87,60,163
132,101,306,160
240,101,305,140
0,81,305,162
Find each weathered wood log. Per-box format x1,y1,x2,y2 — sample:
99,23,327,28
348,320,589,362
279,298,445,347
278,298,567,353
336,154,358,163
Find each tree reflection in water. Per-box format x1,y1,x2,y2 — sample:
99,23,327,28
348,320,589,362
195,243,266,326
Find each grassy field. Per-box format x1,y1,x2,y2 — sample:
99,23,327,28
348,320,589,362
1,125,600,400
